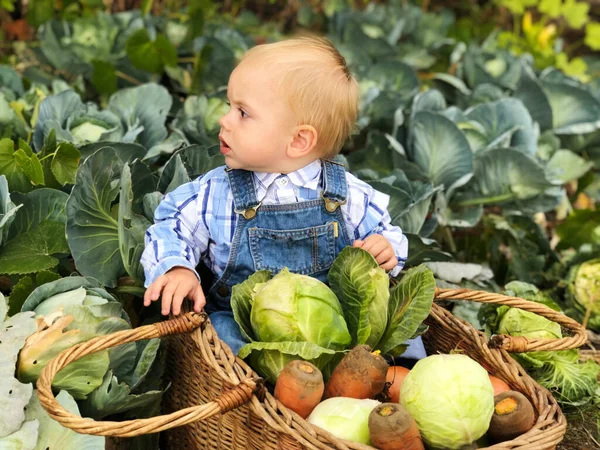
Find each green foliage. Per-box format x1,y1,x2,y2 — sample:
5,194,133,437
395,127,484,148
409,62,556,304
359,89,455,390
0,220,69,275
1,0,600,424
125,29,178,74
492,0,597,79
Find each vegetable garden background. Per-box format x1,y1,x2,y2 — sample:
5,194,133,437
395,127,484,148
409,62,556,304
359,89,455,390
1,0,599,448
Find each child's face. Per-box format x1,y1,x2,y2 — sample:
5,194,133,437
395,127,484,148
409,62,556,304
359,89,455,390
218,61,298,172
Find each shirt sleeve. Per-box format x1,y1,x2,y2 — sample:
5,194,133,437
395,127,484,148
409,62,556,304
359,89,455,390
343,173,409,277
140,177,211,287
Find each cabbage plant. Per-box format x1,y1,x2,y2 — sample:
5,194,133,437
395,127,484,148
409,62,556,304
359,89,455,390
33,90,123,151
483,281,600,405
231,250,436,381
16,277,166,417
33,83,172,152
0,292,105,449
231,269,351,381
568,259,600,332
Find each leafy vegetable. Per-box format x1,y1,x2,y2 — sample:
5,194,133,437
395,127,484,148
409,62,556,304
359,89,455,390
0,292,37,438
400,354,494,449
567,259,600,332
481,281,600,405
250,268,351,349
234,268,351,381
307,397,381,445
328,247,390,347
376,265,435,356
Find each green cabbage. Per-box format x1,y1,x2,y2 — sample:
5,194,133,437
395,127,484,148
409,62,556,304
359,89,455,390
498,307,562,340
232,269,351,381
328,247,389,347
70,122,110,143
482,281,600,406
568,259,600,332
400,354,494,449
251,268,351,349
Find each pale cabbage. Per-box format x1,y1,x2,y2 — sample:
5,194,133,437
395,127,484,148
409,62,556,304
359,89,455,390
400,354,494,449
307,397,380,445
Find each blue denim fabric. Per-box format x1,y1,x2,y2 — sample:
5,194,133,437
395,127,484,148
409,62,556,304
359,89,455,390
205,160,352,313
402,335,427,359
209,311,248,356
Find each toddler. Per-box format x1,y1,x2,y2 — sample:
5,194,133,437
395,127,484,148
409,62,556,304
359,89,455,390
141,37,424,359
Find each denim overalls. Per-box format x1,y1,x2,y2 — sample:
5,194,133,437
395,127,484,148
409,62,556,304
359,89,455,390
205,160,426,361
205,160,350,352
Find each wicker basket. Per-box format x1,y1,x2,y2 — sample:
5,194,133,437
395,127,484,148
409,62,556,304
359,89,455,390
36,288,588,450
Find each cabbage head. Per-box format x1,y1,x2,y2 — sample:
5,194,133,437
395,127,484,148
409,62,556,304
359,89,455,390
232,269,351,381
250,268,351,349
498,307,562,340
307,398,380,445
568,259,600,332
400,354,494,449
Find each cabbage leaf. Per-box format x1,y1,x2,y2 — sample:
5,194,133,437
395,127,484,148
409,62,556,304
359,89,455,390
377,264,435,355
328,247,390,347
25,390,105,449
0,293,37,438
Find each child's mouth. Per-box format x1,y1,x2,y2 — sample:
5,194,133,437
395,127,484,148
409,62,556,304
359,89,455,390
219,136,232,155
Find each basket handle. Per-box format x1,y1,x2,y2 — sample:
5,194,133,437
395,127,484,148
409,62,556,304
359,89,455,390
36,312,259,437
434,287,588,353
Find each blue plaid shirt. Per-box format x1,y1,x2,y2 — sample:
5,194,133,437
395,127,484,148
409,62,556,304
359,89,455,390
141,160,409,286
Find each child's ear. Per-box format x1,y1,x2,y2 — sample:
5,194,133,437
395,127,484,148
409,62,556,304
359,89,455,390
287,125,318,158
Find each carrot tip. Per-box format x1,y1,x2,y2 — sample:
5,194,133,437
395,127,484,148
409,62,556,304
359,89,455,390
495,397,518,415
298,362,315,374
378,405,396,417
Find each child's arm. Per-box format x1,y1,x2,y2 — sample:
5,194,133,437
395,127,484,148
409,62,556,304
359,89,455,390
140,179,211,315
345,173,408,276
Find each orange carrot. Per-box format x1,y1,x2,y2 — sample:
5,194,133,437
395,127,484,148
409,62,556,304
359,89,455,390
368,403,425,450
324,345,388,400
385,366,410,403
274,360,324,419
488,374,511,396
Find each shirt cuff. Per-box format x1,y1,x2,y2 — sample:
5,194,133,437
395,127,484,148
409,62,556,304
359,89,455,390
144,257,200,287
389,264,402,278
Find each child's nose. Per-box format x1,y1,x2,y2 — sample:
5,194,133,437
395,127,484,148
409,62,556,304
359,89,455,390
219,111,231,130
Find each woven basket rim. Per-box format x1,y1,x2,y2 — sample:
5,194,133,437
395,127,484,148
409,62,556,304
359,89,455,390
194,289,573,450
34,287,581,449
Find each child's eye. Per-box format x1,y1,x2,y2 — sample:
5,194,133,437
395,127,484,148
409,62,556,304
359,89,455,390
239,108,248,118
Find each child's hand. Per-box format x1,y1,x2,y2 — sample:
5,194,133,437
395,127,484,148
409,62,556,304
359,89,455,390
143,267,206,316
353,235,398,271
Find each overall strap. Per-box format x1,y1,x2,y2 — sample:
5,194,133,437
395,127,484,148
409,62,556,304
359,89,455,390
321,160,348,212
226,168,261,219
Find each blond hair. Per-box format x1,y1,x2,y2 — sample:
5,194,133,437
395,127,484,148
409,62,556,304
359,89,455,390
239,37,358,158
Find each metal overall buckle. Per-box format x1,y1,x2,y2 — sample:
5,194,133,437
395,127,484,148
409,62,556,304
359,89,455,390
320,192,347,212
235,202,262,219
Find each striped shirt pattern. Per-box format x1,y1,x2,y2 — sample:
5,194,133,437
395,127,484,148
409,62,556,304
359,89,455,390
141,159,409,286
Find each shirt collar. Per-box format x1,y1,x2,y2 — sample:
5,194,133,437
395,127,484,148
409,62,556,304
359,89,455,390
253,160,322,192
